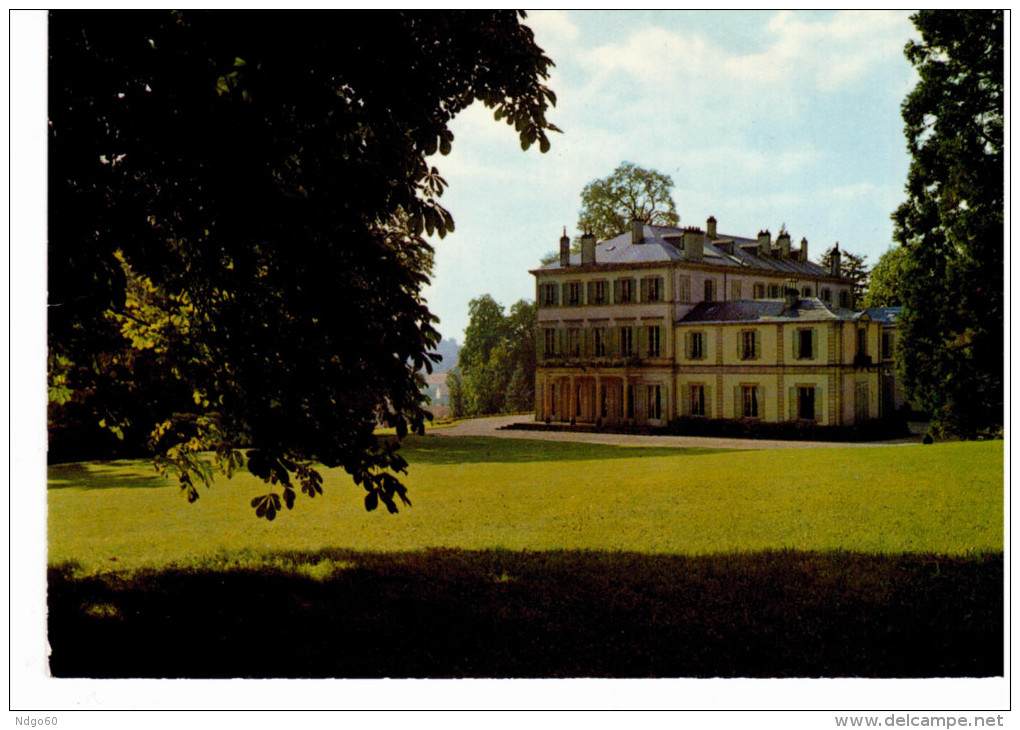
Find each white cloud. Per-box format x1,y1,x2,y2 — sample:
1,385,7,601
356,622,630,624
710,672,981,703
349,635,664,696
527,10,580,46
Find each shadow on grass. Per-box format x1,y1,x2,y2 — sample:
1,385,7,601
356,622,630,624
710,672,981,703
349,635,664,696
47,461,173,490
48,549,1002,679
399,436,730,465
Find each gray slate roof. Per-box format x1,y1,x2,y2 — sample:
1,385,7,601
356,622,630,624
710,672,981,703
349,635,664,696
864,307,903,326
539,223,832,278
678,298,861,324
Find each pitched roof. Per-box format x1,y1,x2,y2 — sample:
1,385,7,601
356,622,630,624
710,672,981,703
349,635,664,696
537,223,833,278
864,307,904,326
678,297,861,324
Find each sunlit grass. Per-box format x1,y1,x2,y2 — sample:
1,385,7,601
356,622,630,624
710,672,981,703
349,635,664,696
48,437,1003,576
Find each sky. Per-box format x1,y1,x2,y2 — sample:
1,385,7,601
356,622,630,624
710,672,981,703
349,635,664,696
422,10,921,342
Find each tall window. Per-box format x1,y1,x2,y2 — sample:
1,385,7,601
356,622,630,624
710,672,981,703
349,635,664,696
753,283,765,299
593,327,606,357
740,330,758,360
620,326,634,357
801,286,812,297
731,280,742,301
741,385,759,418
856,328,867,357
797,328,814,360
704,279,715,302
647,326,661,357
567,329,581,357
567,281,582,306
690,385,706,416
882,332,893,360
643,276,663,302
648,385,662,420
617,278,635,304
590,280,608,304
820,288,831,303
768,283,780,298
797,386,815,420
678,276,691,303
543,328,556,357
540,283,558,306
839,291,851,308
688,331,705,360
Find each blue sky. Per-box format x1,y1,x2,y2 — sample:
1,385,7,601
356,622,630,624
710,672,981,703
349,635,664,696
423,10,920,342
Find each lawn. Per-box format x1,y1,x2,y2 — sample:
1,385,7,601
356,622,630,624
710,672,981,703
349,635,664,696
47,436,1004,678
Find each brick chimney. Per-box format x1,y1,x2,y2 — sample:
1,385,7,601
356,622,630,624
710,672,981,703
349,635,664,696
829,242,842,278
757,229,772,255
559,227,571,268
580,228,597,266
631,218,645,245
706,216,718,240
683,226,704,261
778,230,791,260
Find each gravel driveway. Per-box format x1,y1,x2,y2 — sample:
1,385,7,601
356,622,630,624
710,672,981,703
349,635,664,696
431,414,921,450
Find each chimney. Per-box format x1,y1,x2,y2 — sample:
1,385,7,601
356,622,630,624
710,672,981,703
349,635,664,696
631,218,645,245
778,230,791,259
580,228,597,266
706,216,718,240
683,226,704,261
830,242,842,278
800,237,809,262
559,227,571,268
757,229,772,255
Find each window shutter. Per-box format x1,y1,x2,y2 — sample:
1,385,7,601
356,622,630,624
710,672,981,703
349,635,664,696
684,332,691,360
586,281,594,305
738,332,745,360
561,283,569,306
734,386,741,418
637,326,646,358
704,385,712,418
558,329,565,355
789,387,797,420
794,330,801,360
640,278,648,302
679,387,689,417
754,330,761,360
809,329,815,359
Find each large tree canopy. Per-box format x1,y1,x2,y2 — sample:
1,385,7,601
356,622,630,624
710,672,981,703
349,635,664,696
48,11,559,517
861,246,908,308
448,296,536,417
576,162,679,241
891,10,1003,438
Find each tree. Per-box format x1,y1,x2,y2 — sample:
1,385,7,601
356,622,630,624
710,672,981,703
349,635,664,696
892,10,1003,437
450,296,536,417
48,11,559,517
577,162,679,241
862,246,909,308
820,246,869,309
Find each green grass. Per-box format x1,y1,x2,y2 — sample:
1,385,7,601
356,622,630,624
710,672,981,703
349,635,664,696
47,436,1004,678
48,437,1003,574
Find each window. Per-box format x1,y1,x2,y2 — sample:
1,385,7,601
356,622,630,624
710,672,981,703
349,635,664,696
704,279,715,302
648,385,662,420
690,385,706,416
593,327,606,357
796,328,814,360
856,328,867,357
567,329,581,357
688,331,705,360
739,329,758,360
768,284,780,298
647,326,661,357
567,281,582,306
753,283,765,299
616,278,635,304
589,280,608,305
600,385,609,418
620,326,634,357
543,328,556,357
821,288,832,303
626,385,635,419
801,286,812,297
797,386,816,420
643,276,663,302
839,291,851,308
731,280,742,301
678,276,691,303
882,332,893,360
540,283,558,306
741,385,759,418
